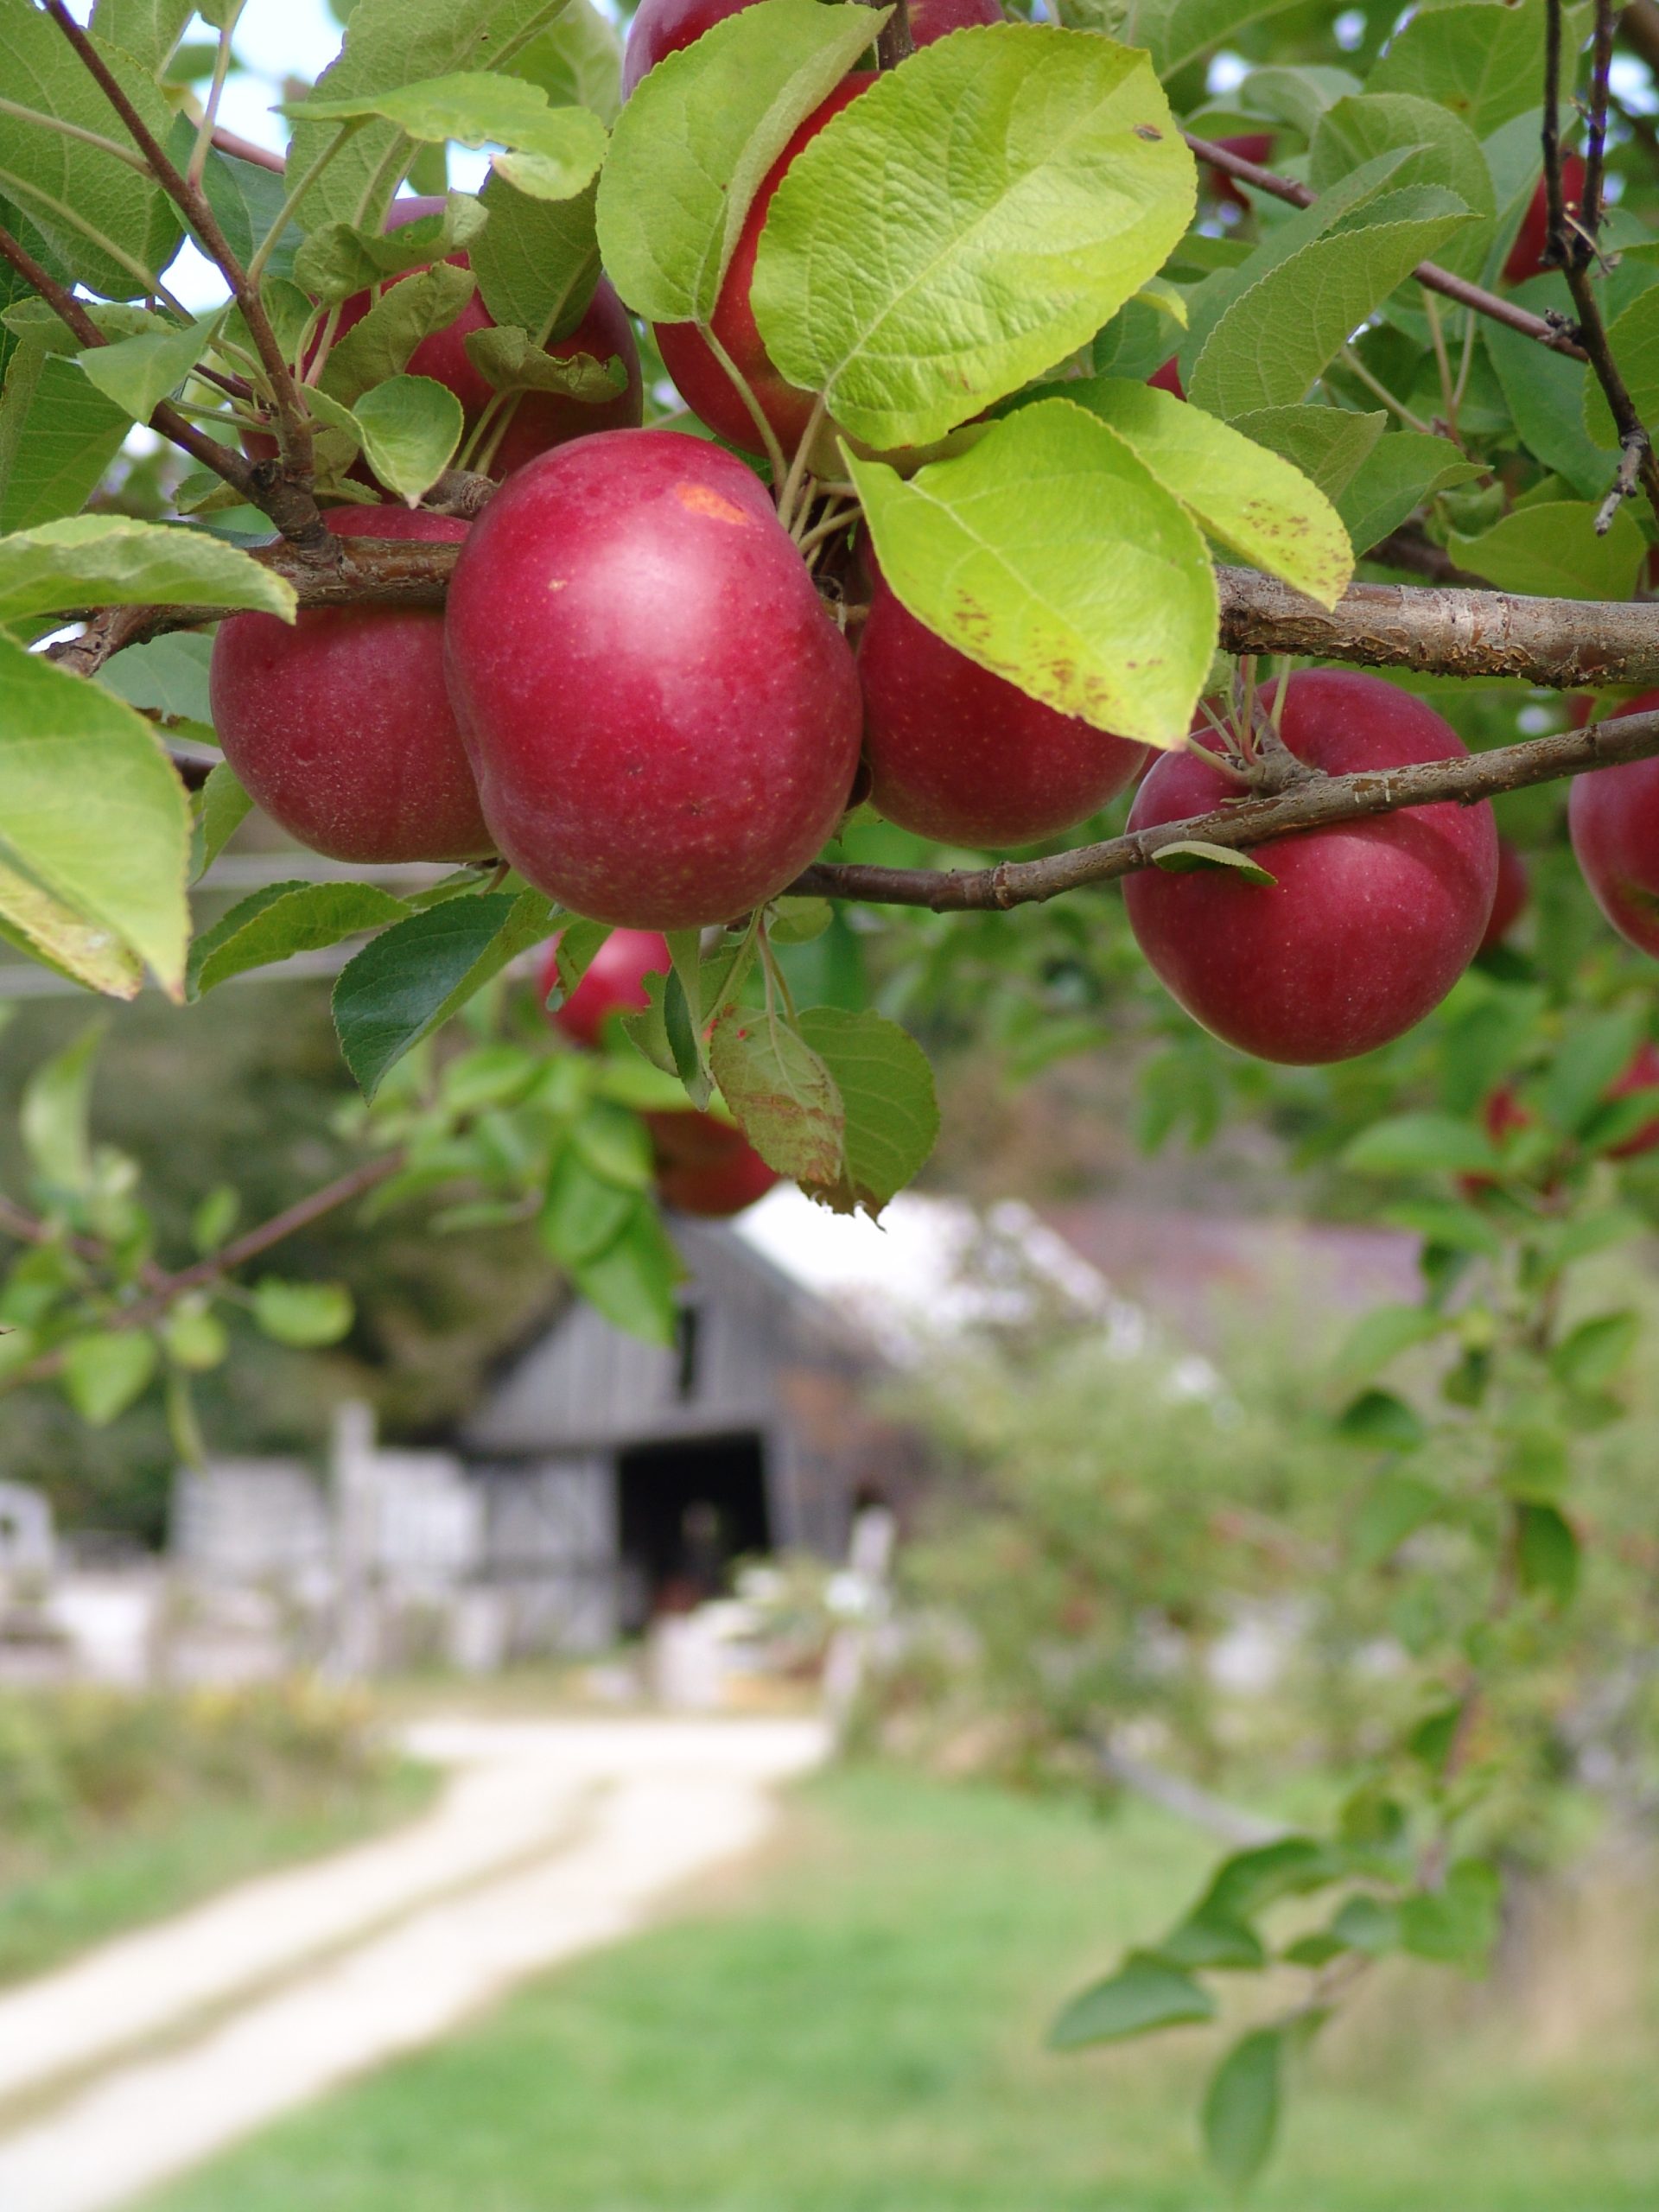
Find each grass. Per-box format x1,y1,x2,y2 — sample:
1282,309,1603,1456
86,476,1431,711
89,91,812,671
133,1763,1659,2212
0,1758,435,1988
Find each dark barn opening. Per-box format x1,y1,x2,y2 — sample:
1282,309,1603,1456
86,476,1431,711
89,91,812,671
615,1431,771,1629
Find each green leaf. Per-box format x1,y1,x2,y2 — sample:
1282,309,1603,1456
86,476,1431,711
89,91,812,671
0,636,190,995
0,516,296,633
61,1332,156,1426
1584,285,1659,448
1111,0,1305,84
321,260,478,406
1539,1007,1645,1135
1154,1914,1265,1973
191,1184,239,1254
76,310,223,427
1151,842,1277,887
251,1277,355,1348
1352,1468,1441,1564
1328,1893,1401,1955
1048,1953,1215,2048
1199,1836,1343,1922
292,74,607,201
1447,501,1645,602
849,401,1217,750
293,192,490,304
597,0,883,327
1238,63,1363,140
1203,2029,1282,2196
1500,1423,1568,1503
473,172,601,341
1308,94,1494,280
1515,1502,1580,1607
753,25,1194,451
1484,312,1616,502
794,1007,939,1218
1337,432,1482,557
0,852,143,999
1368,0,1548,138
350,374,465,502
461,325,625,399
1398,1859,1502,1966
0,342,131,531
1337,1389,1430,1455
1189,191,1473,421
1335,1301,1446,1381
92,0,195,74
1552,1310,1639,1394
708,1006,845,1186
1382,1197,1504,1259
99,632,214,725
1229,406,1385,502
0,8,180,299
540,1145,639,1267
508,0,623,127
162,1297,229,1374
288,0,574,235
199,146,302,283
188,880,408,997
21,1020,101,1192
571,1198,683,1345
1059,378,1352,609
193,763,252,881
333,888,553,1099
1342,1114,1499,1177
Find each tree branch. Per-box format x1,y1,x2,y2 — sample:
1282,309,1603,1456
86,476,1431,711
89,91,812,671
789,705,1659,912
1187,133,1589,361
210,124,286,175
41,0,326,549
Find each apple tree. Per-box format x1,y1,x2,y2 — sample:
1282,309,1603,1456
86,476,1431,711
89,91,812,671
5,0,1659,2181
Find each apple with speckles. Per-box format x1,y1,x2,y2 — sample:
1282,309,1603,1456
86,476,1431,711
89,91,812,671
1124,670,1498,1065
1569,691,1659,957
444,429,862,929
540,930,671,1046
210,505,491,864
620,0,1000,97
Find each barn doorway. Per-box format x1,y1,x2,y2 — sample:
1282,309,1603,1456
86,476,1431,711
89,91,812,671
614,1431,770,1630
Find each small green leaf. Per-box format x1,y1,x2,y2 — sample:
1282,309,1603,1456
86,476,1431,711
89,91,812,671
62,1332,156,1426
1552,1310,1639,1394
188,880,408,997
1448,501,1645,602
1154,1914,1265,1973
540,1144,639,1267
1199,1837,1343,1922
193,764,252,882
1352,1468,1440,1563
1328,1892,1401,1955
162,1296,228,1372
1484,310,1616,503
1229,405,1385,503
571,1198,683,1344
1398,1859,1502,1967
1152,841,1277,886
294,192,490,303
795,1007,939,1218
333,890,553,1099
0,516,296,633
708,1006,845,1186
1367,0,1547,137
321,261,478,408
850,400,1216,750
509,0,623,125
21,1021,102,1193
753,24,1197,449
1337,1390,1430,1458
1308,92,1494,279
251,1278,355,1348
1202,2029,1282,2194
100,632,215,725
461,324,626,398
191,1183,239,1254
77,311,224,428
597,0,886,327
1336,432,1482,557
350,374,466,502
1516,1501,1580,1608
1048,1953,1216,2048
0,342,130,532
1539,1007,1646,1137
292,73,607,201
473,173,601,342
1342,1114,1499,1177
1335,1300,1446,1380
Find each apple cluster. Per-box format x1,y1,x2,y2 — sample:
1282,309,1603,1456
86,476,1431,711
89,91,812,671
206,0,1656,1094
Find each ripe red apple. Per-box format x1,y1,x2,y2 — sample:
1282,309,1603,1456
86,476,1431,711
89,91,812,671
265,195,642,484
1478,837,1530,951
1123,671,1499,1065
654,76,871,456
211,505,491,863
444,428,863,929
1147,356,1185,399
646,1108,779,1216
1503,153,1587,284
857,569,1147,845
1206,131,1273,212
620,0,1000,98
538,929,671,1046
1569,690,1659,957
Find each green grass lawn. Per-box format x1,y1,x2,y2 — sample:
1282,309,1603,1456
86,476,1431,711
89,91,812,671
0,1760,434,1988
137,1764,1659,2212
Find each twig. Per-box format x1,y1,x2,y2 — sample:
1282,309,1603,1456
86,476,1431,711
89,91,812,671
788,703,1659,912
1581,0,1618,268
1187,134,1589,361
210,124,286,175
872,0,915,67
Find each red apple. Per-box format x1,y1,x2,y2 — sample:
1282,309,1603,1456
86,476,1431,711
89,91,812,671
1569,691,1659,957
620,0,1000,98
1478,836,1530,951
654,75,872,456
538,928,671,1046
1148,356,1185,399
443,428,863,929
1606,1039,1659,1158
210,505,491,863
1207,131,1274,212
1123,671,1498,1065
857,568,1147,845
1503,153,1587,285
264,195,643,485
646,1108,779,1216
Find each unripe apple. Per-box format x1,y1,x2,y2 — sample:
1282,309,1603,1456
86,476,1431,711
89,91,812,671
646,1108,779,1215
444,429,863,929
621,0,1000,98
857,569,1147,845
1123,670,1499,1065
210,505,491,864
1478,837,1530,951
264,196,643,485
1569,690,1659,957
538,929,671,1046
1503,154,1587,285
654,76,873,456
